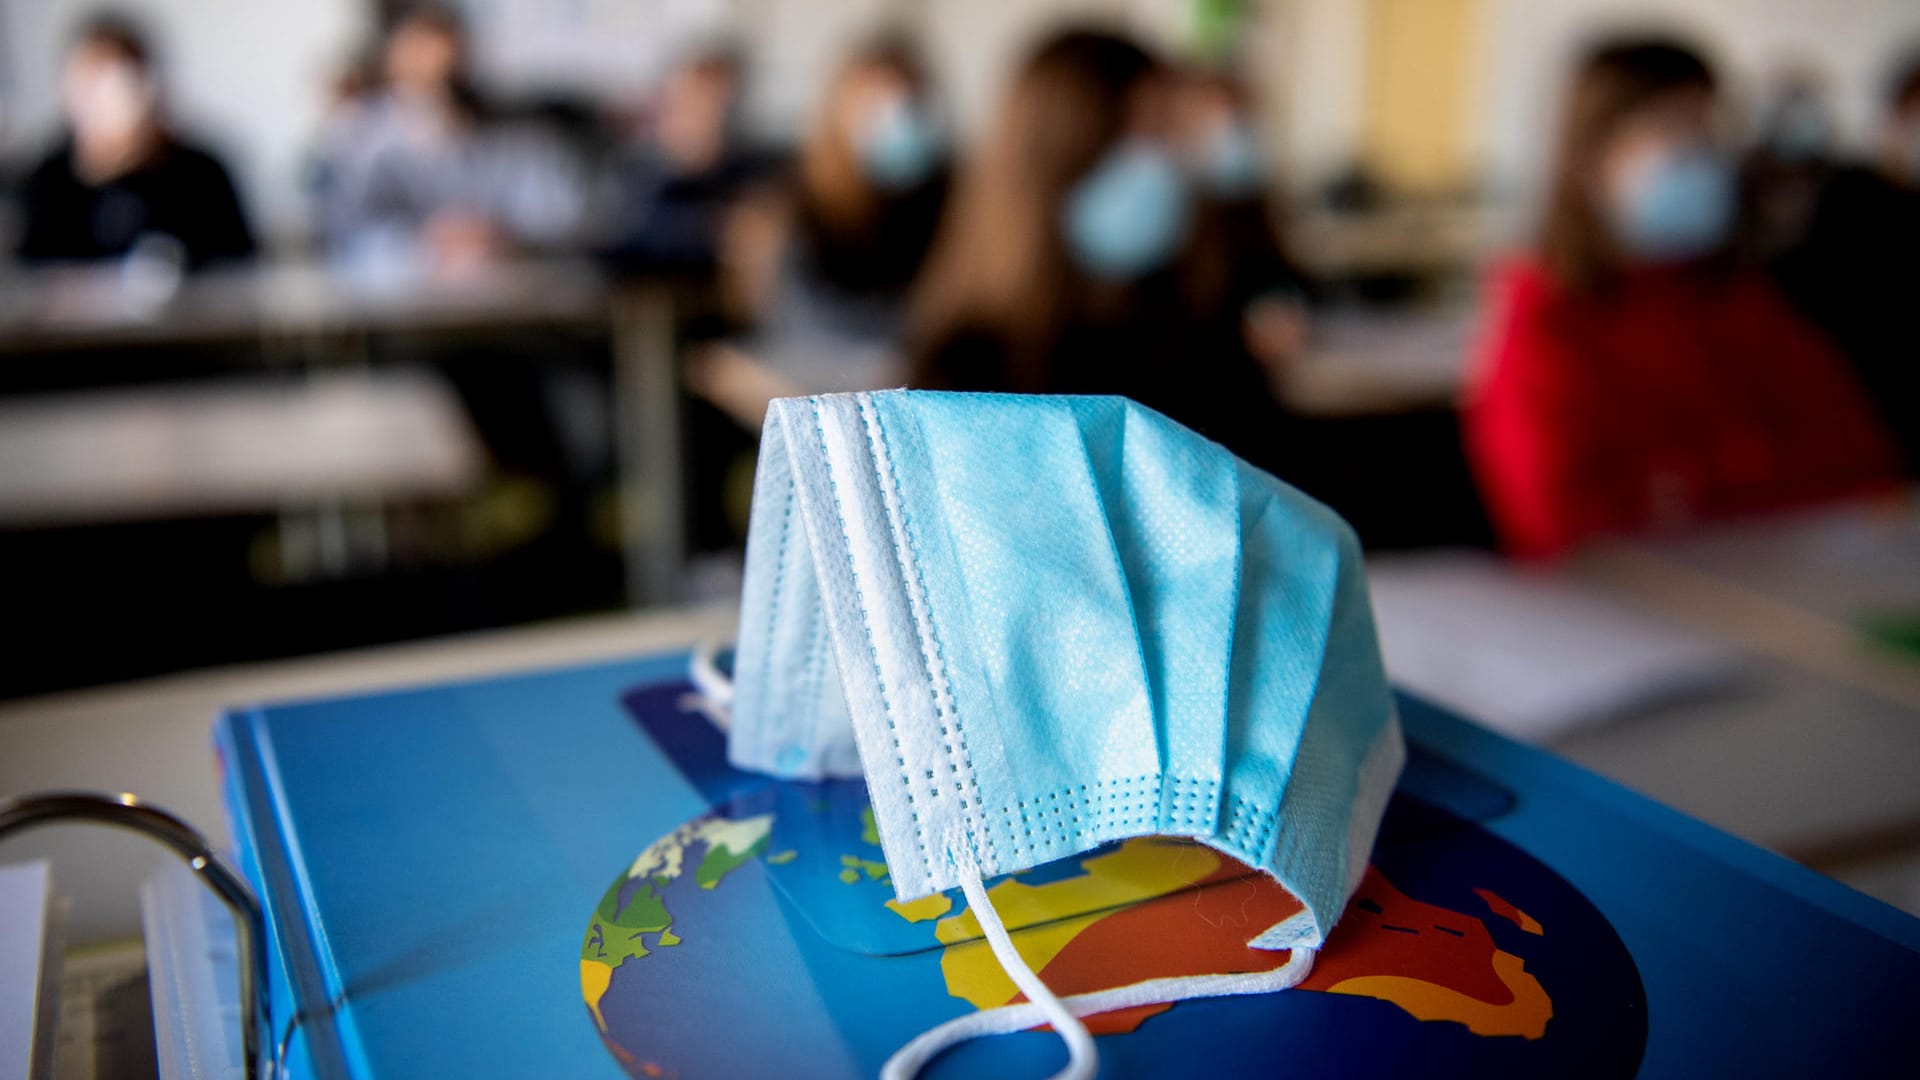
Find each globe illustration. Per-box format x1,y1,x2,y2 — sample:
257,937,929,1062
581,688,1647,1080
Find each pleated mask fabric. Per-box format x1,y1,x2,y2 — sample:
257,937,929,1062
721,390,1404,1077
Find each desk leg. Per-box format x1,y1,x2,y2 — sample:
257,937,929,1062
612,290,683,607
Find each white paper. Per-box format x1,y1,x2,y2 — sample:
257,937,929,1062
1368,552,1748,743
0,860,54,1080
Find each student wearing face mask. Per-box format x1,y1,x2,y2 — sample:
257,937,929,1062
16,15,255,270
1740,72,1838,258
907,30,1286,470
1768,49,1920,474
689,36,951,425
1175,70,1313,373
1464,38,1901,559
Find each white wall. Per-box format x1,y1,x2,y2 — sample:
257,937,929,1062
1271,0,1369,193
0,0,370,241
462,0,902,138
10,0,1911,244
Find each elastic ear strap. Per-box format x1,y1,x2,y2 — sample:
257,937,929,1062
883,863,1098,1080
882,925,1316,1079
687,640,735,730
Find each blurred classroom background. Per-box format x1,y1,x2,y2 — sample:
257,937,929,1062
2,0,1919,935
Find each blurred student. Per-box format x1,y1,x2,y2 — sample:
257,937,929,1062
907,29,1283,466
689,36,951,426
1741,71,1837,257
1768,49,1920,472
603,47,768,274
16,14,254,270
1173,69,1313,372
1464,38,1901,559
316,3,585,276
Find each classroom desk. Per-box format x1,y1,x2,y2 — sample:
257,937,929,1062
1353,495,1920,919
1560,498,1920,897
1275,306,1474,417
0,260,686,606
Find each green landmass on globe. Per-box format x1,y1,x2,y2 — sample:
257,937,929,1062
580,813,773,1029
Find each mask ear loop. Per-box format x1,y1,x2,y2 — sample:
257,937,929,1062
882,861,1098,1080
685,639,734,730
882,862,1318,1080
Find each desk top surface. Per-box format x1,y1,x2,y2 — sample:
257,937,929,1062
0,259,621,352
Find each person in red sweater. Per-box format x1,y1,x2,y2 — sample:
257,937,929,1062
1464,37,1902,559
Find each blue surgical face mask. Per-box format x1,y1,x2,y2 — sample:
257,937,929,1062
1609,145,1735,262
1062,141,1192,280
1202,120,1267,197
857,97,941,191
720,390,1403,1079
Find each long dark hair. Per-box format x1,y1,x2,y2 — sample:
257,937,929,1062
798,35,930,237
383,2,487,122
1539,37,1717,290
907,29,1162,390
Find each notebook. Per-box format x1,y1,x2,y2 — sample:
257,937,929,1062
0,860,58,1080
214,651,1919,1078
1368,553,1747,742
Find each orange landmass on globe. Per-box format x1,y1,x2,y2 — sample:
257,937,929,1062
932,839,1553,1040
1475,888,1545,935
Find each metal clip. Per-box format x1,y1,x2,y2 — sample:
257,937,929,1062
0,791,272,1080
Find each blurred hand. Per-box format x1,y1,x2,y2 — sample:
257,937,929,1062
718,187,790,319
1243,294,1312,372
685,342,805,431
423,211,507,274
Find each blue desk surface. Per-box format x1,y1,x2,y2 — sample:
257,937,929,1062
216,652,1920,1079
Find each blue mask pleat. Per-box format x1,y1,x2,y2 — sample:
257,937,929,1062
885,394,1161,867
731,411,860,779
1072,399,1238,840
728,390,1403,952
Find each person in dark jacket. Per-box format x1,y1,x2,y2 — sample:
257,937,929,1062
16,14,254,269
1767,50,1920,473
603,47,772,276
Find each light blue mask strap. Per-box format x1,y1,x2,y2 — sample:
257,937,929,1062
880,860,1319,1080
686,640,735,730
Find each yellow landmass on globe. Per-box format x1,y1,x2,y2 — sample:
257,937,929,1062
934,838,1219,946
942,913,1109,1010
886,894,954,922
581,959,612,1031
935,837,1221,1008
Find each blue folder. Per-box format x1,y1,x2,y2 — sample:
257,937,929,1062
215,651,1920,1079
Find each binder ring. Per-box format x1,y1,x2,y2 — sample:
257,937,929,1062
0,791,272,1080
